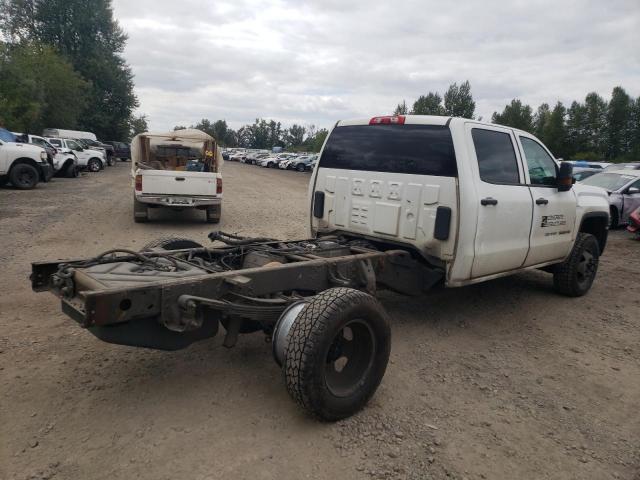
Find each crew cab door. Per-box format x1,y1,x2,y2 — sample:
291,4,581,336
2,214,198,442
517,135,577,266
467,125,533,278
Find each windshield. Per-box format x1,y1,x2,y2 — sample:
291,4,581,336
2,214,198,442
582,172,637,191
319,124,457,176
0,128,17,142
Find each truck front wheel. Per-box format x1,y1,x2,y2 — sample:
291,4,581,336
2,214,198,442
553,233,600,297
87,158,101,172
283,287,391,421
9,163,39,189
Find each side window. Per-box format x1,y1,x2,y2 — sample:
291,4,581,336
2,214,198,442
471,128,520,184
49,139,62,147
627,179,640,193
520,137,557,186
33,138,46,147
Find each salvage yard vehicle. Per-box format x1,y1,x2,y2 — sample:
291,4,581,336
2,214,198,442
32,115,610,421
15,133,78,178
46,137,106,172
580,169,640,227
0,128,53,189
131,129,223,223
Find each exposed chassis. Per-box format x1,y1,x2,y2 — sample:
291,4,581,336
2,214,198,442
31,235,442,351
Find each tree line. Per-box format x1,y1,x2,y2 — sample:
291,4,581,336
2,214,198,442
173,118,329,152
0,0,141,141
395,81,639,162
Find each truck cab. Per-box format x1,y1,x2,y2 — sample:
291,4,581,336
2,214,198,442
131,129,223,223
309,115,610,288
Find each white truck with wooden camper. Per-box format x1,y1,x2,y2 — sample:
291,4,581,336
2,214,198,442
130,129,223,223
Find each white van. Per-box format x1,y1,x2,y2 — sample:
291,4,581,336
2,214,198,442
42,128,97,141
131,129,223,223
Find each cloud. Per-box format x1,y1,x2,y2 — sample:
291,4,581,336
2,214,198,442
113,0,640,131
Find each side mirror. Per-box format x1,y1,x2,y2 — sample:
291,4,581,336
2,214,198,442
628,187,640,195
557,162,573,192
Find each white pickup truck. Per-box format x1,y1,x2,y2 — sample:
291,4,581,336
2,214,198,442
131,129,223,223
46,137,105,172
32,115,610,421
0,128,53,189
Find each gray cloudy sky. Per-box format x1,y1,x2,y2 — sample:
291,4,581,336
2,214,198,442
112,0,640,131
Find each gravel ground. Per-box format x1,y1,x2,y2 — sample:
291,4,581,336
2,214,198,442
1,162,639,480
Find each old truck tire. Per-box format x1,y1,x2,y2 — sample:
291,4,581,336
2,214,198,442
64,161,79,178
142,237,203,251
283,287,391,421
133,197,149,223
9,163,39,189
206,205,221,223
609,207,619,229
553,233,600,297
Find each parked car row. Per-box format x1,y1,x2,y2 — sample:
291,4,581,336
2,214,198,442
576,167,640,228
222,148,318,172
0,126,127,189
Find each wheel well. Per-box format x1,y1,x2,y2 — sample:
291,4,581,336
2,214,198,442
10,158,39,170
579,214,608,254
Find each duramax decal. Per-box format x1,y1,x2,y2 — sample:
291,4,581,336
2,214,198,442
541,214,566,228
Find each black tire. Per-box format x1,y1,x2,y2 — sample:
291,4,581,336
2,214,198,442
9,163,39,189
206,205,221,223
0,176,9,187
142,236,203,251
133,196,149,223
87,158,101,172
296,163,305,172
553,233,600,297
107,156,114,167
64,161,79,178
283,287,391,421
609,207,619,229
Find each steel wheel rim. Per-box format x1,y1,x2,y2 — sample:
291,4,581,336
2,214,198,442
18,169,36,187
576,250,596,286
324,319,376,398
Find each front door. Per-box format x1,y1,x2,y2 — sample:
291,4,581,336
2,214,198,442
467,125,533,278
518,135,577,266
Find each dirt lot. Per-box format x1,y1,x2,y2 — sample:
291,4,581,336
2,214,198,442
1,162,639,480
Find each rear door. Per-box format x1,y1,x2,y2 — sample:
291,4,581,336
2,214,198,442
466,125,533,278
517,135,577,265
141,170,218,197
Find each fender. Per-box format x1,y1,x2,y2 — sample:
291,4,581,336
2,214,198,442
578,211,609,254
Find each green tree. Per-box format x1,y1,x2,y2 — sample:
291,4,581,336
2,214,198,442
411,92,444,115
491,99,533,131
533,103,551,141
129,114,148,139
1,0,138,140
173,125,187,131
583,92,607,156
630,97,640,159
0,41,88,133
393,100,408,115
606,86,633,159
443,81,475,118
542,102,568,158
566,101,589,156
285,124,306,148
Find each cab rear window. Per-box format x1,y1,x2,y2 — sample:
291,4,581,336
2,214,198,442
319,124,457,177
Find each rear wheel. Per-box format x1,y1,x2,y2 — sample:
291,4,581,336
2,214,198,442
553,233,600,297
296,163,305,172
206,205,221,223
283,287,391,421
133,196,149,223
9,163,39,189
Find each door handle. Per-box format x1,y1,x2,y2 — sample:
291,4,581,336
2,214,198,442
481,197,498,206
175,177,185,181
536,198,549,205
